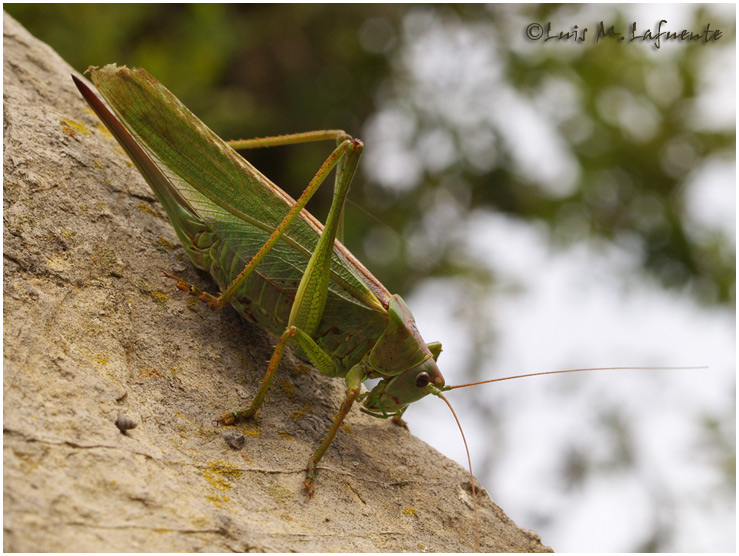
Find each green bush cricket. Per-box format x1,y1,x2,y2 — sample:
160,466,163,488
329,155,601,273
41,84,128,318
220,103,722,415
73,65,700,551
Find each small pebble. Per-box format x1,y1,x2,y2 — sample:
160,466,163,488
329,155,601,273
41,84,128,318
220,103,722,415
115,414,137,434
223,431,245,450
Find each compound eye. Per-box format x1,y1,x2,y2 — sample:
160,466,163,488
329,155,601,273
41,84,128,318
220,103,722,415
415,372,430,388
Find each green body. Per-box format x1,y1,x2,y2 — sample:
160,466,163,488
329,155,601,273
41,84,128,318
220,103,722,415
87,66,389,376
73,65,447,487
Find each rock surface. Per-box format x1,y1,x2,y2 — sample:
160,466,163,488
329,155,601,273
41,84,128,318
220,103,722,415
3,12,553,553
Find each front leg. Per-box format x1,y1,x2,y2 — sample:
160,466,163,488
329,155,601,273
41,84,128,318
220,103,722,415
304,365,365,497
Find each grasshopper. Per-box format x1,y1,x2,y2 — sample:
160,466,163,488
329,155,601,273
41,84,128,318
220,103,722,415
73,64,451,490
73,65,696,551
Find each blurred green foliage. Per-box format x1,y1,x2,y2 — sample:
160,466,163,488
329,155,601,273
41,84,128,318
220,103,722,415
7,4,734,306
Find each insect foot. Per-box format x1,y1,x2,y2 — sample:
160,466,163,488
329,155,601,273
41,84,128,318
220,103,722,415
304,459,318,498
161,271,221,310
391,415,409,430
216,408,257,426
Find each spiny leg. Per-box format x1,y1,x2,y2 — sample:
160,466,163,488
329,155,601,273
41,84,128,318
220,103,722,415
221,325,366,497
215,135,363,443
220,133,364,497
217,326,297,425
214,137,362,424
219,326,337,425
163,125,365,499
219,135,362,314
163,130,358,311
304,365,364,497
226,130,350,150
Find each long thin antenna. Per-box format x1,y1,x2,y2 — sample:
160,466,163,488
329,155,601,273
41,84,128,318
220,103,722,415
448,366,706,390
439,393,480,552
